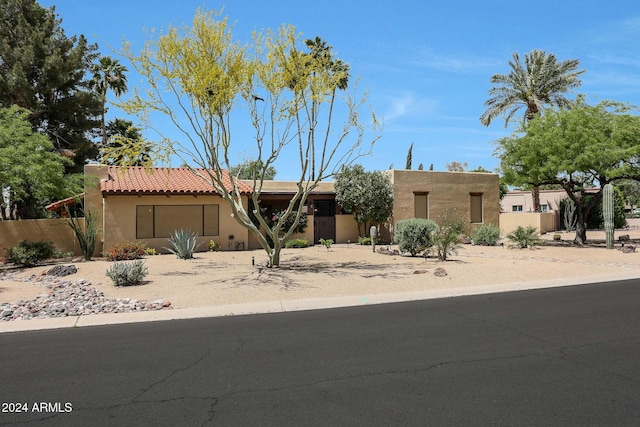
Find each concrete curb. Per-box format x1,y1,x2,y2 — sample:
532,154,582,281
1,271,638,334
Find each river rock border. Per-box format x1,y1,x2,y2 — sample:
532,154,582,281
0,271,171,321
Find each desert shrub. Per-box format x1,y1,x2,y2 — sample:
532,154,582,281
472,224,501,246
5,240,56,267
105,260,148,286
319,238,333,251
208,240,221,252
284,238,309,248
145,248,158,256
105,241,148,261
165,228,202,259
358,236,371,245
506,226,541,248
431,209,467,261
553,234,561,241
394,218,438,256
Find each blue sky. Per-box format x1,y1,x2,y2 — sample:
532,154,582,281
40,0,640,179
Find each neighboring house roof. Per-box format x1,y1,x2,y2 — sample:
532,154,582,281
100,166,252,195
243,180,335,195
45,194,84,213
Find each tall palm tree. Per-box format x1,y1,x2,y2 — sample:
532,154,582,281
91,56,128,147
480,49,584,210
302,37,350,180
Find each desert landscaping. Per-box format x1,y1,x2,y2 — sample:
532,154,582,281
2,227,640,322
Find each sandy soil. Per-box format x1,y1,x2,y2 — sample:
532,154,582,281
2,227,640,310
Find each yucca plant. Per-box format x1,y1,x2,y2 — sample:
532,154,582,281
165,228,202,259
506,226,541,249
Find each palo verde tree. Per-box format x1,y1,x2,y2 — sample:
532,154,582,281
120,10,379,267
495,98,640,244
334,164,394,237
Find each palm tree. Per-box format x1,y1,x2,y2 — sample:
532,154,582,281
303,37,350,180
480,49,584,210
91,57,128,147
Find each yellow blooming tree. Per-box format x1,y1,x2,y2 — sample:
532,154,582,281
120,10,379,267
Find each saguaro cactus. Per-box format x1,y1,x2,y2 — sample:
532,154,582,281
603,183,614,249
370,225,377,253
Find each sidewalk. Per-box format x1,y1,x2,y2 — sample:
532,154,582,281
2,268,638,334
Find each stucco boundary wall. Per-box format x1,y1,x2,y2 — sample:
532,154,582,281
0,219,83,258
499,211,558,236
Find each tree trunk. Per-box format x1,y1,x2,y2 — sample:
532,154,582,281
532,186,541,212
573,209,588,245
268,242,281,267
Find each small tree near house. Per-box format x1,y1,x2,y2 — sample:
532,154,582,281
334,164,393,237
119,10,380,267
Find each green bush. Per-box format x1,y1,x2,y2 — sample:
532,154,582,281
105,241,148,261
284,238,309,248
506,226,542,248
394,218,438,256
165,228,202,259
105,260,148,286
5,240,56,267
472,225,501,246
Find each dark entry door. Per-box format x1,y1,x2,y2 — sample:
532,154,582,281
314,200,335,243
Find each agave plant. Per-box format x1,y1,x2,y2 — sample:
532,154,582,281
164,228,202,259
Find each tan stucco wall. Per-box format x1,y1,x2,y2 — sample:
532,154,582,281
500,212,557,236
0,219,82,257
389,170,500,234
336,214,360,243
101,194,249,254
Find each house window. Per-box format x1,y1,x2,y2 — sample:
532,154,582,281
470,193,483,223
512,205,523,212
414,192,429,219
540,204,548,212
136,204,219,238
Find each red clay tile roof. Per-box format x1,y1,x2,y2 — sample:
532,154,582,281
100,166,252,195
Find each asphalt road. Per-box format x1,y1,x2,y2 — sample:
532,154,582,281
2,279,640,426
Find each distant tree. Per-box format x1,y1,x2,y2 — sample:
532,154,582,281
101,119,153,166
229,159,277,180
445,161,468,172
405,142,413,170
0,0,102,171
91,56,128,147
417,163,424,170
119,10,379,267
615,179,640,210
480,49,584,211
429,163,434,171
334,165,393,237
0,106,81,219
496,99,640,244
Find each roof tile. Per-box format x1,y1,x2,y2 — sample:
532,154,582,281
100,166,252,195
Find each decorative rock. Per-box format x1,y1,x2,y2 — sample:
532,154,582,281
433,267,448,277
0,273,172,321
619,234,631,242
413,270,428,274
46,265,78,277
621,245,636,253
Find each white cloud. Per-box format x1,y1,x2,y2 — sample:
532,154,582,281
409,47,502,73
381,92,438,121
